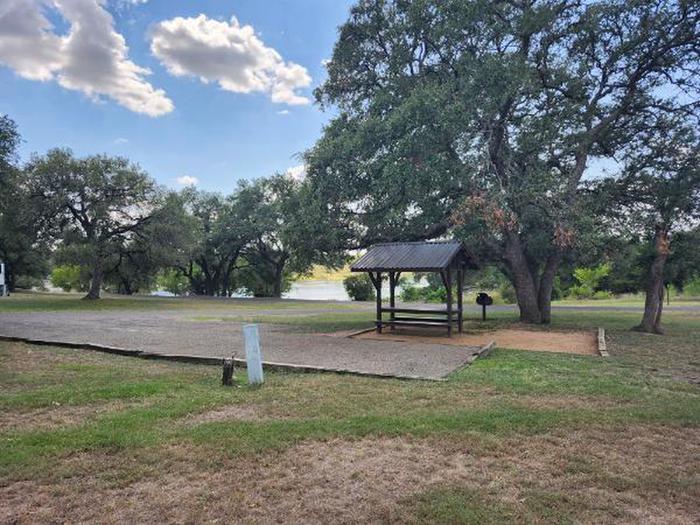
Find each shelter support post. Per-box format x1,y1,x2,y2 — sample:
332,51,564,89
457,269,464,333
371,271,382,333
444,269,453,337
389,272,395,331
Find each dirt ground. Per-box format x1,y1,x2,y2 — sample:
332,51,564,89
354,327,599,355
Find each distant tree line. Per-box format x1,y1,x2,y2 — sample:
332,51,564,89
0,116,336,300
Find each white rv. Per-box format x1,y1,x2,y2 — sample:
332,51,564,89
0,262,7,296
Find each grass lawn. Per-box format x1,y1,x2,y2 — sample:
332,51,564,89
0,291,359,313
0,294,699,522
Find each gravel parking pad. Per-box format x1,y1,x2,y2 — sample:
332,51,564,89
0,311,480,380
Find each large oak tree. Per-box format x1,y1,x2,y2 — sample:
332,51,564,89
598,124,700,334
0,116,52,290
306,0,700,323
25,149,158,299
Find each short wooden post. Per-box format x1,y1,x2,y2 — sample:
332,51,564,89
221,356,235,386
243,324,264,385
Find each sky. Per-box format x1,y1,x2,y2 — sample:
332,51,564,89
0,0,354,192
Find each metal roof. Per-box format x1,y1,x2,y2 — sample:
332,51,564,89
350,240,473,272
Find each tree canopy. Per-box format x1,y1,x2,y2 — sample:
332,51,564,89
0,115,52,289
595,122,700,332
306,0,700,323
24,149,159,299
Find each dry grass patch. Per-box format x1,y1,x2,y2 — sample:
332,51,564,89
1,425,697,524
184,404,274,424
0,341,194,384
0,400,143,433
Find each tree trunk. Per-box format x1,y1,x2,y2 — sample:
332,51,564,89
634,226,669,334
84,256,104,300
503,233,564,324
120,276,135,295
537,251,562,324
504,233,543,324
272,263,284,298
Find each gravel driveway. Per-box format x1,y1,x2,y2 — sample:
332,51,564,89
0,310,480,380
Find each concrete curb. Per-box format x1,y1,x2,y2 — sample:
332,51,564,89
0,334,445,382
597,328,609,357
344,327,377,338
476,340,496,358
449,340,496,376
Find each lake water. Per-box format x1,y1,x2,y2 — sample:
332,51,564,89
284,280,421,301
146,279,423,301
284,280,350,301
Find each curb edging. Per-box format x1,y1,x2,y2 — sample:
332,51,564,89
0,334,444,382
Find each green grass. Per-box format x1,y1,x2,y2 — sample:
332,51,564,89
406,488,528,525
4,290,698,316
0,291,357,313
1,308,699,480
552,293,700,306
1,293,698,521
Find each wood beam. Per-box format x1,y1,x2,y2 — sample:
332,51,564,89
445,268,453,337
389,272,396,331
457,268,464,333
375,271,382,333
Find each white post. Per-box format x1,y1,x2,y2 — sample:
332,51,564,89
243,324,264,385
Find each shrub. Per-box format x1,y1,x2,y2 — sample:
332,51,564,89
568,284,594,299
400,284,425,302
156,269,190,296
683,276,700,297
498,283,517,304
50,264,86,292
567,263,612,300
425,287,447,303
343,274,376,301
573,263,611,290
14,275,45,291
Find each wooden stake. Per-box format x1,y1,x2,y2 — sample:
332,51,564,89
222,357,235,386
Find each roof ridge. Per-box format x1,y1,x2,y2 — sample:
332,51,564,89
350,239,473,272
372,239,461,246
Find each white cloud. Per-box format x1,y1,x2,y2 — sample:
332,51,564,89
277,109,290,115
0,0,173,116
151,15,311,105
111,0,148,8
285,164,305,181
113,137,128,144
175,175,198,186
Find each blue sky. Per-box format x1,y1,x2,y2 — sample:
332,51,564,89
0,0,354,192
